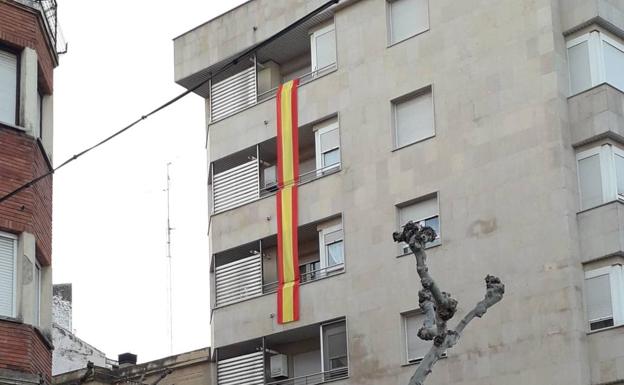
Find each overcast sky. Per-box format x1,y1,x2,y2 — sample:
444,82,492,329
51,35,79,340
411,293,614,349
53,0,247,363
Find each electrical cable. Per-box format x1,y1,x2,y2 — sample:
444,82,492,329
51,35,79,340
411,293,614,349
0,0,340,205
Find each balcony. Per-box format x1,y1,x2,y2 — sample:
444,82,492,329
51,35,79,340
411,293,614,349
176,10,337,123
213,216,344,308
210,116,340,214
216,319,348,385
14,0,66,54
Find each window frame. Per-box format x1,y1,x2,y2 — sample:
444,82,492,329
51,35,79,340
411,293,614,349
585,265,624,331
566,30,624,95
34,262,41,327
0,231,18,319
397,195,441,255
402,310,446,364
310,22,337,74
318,223,344,273
386,0,430,46
320,319,349,378
314,118,341,175
576,143,624,210
0,45,20,127
392,87,435,150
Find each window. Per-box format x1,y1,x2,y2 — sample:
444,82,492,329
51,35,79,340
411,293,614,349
310,23,337,74
577,144,624,210
567,31,624,95
398,195,440,254
34,92,43,139
403,312,430,363
585,265,624,331
321,320,348,379
393,88,434,149
318,222,344,273
0,232,17,318
0,49,18,126
387,0,429,45
314,118,341,175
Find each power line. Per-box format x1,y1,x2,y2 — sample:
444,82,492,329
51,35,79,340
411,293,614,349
0,0,340,206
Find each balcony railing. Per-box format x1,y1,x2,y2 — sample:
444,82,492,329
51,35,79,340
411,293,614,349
257,62,338,103
211,61,337,123
15,0,66,54
262,263,345,295
266,368,349,385
213,162,340,215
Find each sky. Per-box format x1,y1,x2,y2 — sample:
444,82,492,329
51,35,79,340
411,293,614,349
53,0,247,363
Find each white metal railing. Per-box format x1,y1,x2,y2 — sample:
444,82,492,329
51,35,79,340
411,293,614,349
213,159,260,213
257,62,338,103
262,263,345,294
215,253,263,307
265,367,348,385
211,65,257,122
217,352,264,385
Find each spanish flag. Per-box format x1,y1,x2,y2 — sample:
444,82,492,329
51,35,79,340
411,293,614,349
276,79,300,324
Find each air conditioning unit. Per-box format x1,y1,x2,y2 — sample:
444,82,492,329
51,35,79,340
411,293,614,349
270,354,288,378
263,165,278,191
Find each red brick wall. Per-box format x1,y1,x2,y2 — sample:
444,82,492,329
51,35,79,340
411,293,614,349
0,0,56,93
0,128,52,265
0,321,52,384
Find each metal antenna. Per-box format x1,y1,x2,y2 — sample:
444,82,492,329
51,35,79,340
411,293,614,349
165,162,174,355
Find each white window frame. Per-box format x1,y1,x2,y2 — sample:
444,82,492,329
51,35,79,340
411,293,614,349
386,0,430,46
320,319,348,378
0,231,18,319
314,119,341,176
318,223,344,273
567,30,624,95
0,48,18,126
403,311,446,363
310,23,337,74
585,265,624,331
576,143,624,210
398,197,441,255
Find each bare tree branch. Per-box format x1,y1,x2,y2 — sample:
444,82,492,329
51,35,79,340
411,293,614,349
393,221,505,385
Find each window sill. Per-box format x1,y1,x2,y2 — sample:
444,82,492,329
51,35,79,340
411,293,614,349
0,121,27,133
587,322,624,335
396,242,441,258
392,134,436,152
568,81,623,99
0,315,23,324
402,354,447,367
387,28,430,49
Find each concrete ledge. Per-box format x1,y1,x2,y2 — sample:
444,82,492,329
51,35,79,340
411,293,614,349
577,200,624,263
568,84,624,148
561,2,624,36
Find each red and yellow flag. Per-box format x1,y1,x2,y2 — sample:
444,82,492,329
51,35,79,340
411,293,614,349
276,79,300,324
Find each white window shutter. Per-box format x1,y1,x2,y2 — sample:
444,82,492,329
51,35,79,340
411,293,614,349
567,41,592,95
399,197,438,226
578,154,604,210
603,41,624,92
0,50,17,125
389,0,429,44
405,313,429,362
394,91,434,148
586,273,613,322
0,235,16,317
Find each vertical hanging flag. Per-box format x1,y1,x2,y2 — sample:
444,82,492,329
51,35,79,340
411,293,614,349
276,79,300,324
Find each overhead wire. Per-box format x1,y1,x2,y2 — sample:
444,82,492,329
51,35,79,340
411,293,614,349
0,0,340,206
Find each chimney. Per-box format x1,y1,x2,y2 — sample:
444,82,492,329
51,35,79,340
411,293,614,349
118,353,138,368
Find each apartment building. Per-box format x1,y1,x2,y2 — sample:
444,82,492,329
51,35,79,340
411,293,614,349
173,0,624,384
0,1,60,384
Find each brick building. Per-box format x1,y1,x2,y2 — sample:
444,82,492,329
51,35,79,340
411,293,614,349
0,1,61,384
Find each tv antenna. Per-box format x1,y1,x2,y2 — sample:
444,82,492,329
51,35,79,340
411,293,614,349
165,162,174,355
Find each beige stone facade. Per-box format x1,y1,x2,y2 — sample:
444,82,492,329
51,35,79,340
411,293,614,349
174,1,624,384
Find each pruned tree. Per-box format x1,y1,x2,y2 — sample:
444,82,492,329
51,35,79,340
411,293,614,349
393,221,505,385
